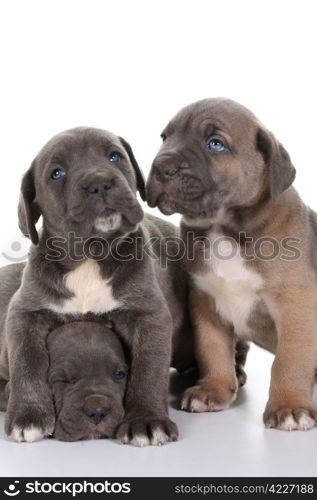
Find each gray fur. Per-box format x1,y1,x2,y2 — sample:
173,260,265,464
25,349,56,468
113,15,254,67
1,127,193,445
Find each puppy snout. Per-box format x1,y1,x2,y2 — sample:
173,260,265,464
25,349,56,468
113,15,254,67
86,406,109,425
86,177,113,196
146,157,180,207
152,161,179,183
83,395,111,425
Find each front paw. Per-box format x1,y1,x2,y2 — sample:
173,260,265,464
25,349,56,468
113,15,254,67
5,401,55,442
116,415,179,447
181,377,238,412
263,402,317,431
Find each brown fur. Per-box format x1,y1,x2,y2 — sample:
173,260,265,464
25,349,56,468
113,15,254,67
146,98,317,430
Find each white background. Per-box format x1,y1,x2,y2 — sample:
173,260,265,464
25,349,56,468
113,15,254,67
0,0,317,477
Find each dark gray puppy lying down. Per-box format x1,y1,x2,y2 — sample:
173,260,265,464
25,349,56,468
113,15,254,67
1,321,127,442
49,321,127,441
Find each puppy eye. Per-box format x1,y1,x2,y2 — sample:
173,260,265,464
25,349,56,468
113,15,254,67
51,167,66,180
207,138,225,152
109,151,122,163
56,378,76,385
160,133,167,142
114,370,126,381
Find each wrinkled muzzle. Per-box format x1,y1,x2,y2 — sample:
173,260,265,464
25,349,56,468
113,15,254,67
68,170,144,236
53,389,125,442
146,154,207,216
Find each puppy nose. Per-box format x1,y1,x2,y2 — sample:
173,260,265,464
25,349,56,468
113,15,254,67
85,405,109,424
86,178,112,195
83,395,110,425
152,162,179,182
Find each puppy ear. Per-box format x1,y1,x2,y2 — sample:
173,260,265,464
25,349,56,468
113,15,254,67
119,137,146,201
18,162,41,245
256,128,296,200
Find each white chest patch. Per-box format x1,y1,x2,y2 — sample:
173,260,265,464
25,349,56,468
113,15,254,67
192,235,264,337
49,259,122,315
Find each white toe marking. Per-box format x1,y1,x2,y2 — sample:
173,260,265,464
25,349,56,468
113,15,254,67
24,426,44,442
190,398,209,413
151,428,168,446
279,415,298,431
189,398,230,413
120,434,130,445
279,413,316,432
130,434,150,448
10,427,23,442
181,399,188,411
297,414,315,431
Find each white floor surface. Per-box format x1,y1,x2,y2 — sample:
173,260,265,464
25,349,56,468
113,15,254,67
1,344,316,477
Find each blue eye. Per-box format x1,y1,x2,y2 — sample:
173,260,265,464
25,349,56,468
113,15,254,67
51,167,66,180
114,370,126,381
109,151,122,163
207,138,225,152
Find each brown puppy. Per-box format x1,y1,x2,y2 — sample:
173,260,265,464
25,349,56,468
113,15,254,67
146,98,317,431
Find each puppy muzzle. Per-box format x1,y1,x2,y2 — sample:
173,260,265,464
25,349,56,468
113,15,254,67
77,171,144,226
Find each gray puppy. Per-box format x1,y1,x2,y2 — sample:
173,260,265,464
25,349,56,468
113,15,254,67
49,321,127,442
2,128,194,446
1,318,128,441
0,262,248,441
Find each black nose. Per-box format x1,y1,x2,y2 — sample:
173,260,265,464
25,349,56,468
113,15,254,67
83,395,110,425
85,406,109,424
153,162,179,182
86,179,112,195
84,404,109,424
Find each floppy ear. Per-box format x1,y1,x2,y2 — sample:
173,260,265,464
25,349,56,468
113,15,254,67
119,137,146,201
256,128,296,200
18,162,42,245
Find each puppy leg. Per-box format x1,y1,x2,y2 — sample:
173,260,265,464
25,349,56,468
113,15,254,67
181,288,238,412
235,340,249,387
116,306,178,447
5,309,55,442
0,378,9,411
263,285,317,431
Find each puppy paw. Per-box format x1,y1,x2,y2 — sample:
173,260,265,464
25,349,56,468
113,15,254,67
181,378,238,412
5,402,55,442
116,416,178,447
263,404,317,431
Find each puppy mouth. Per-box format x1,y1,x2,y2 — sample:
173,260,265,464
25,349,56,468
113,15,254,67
99,207,117,217
157,195,178,215
54,418,118,441
87,430,112,440
93,211,123,233
158,192,223,219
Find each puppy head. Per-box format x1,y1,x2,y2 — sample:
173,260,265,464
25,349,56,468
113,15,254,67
47,321,127,441
18,128,146,244
146,98,296,219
